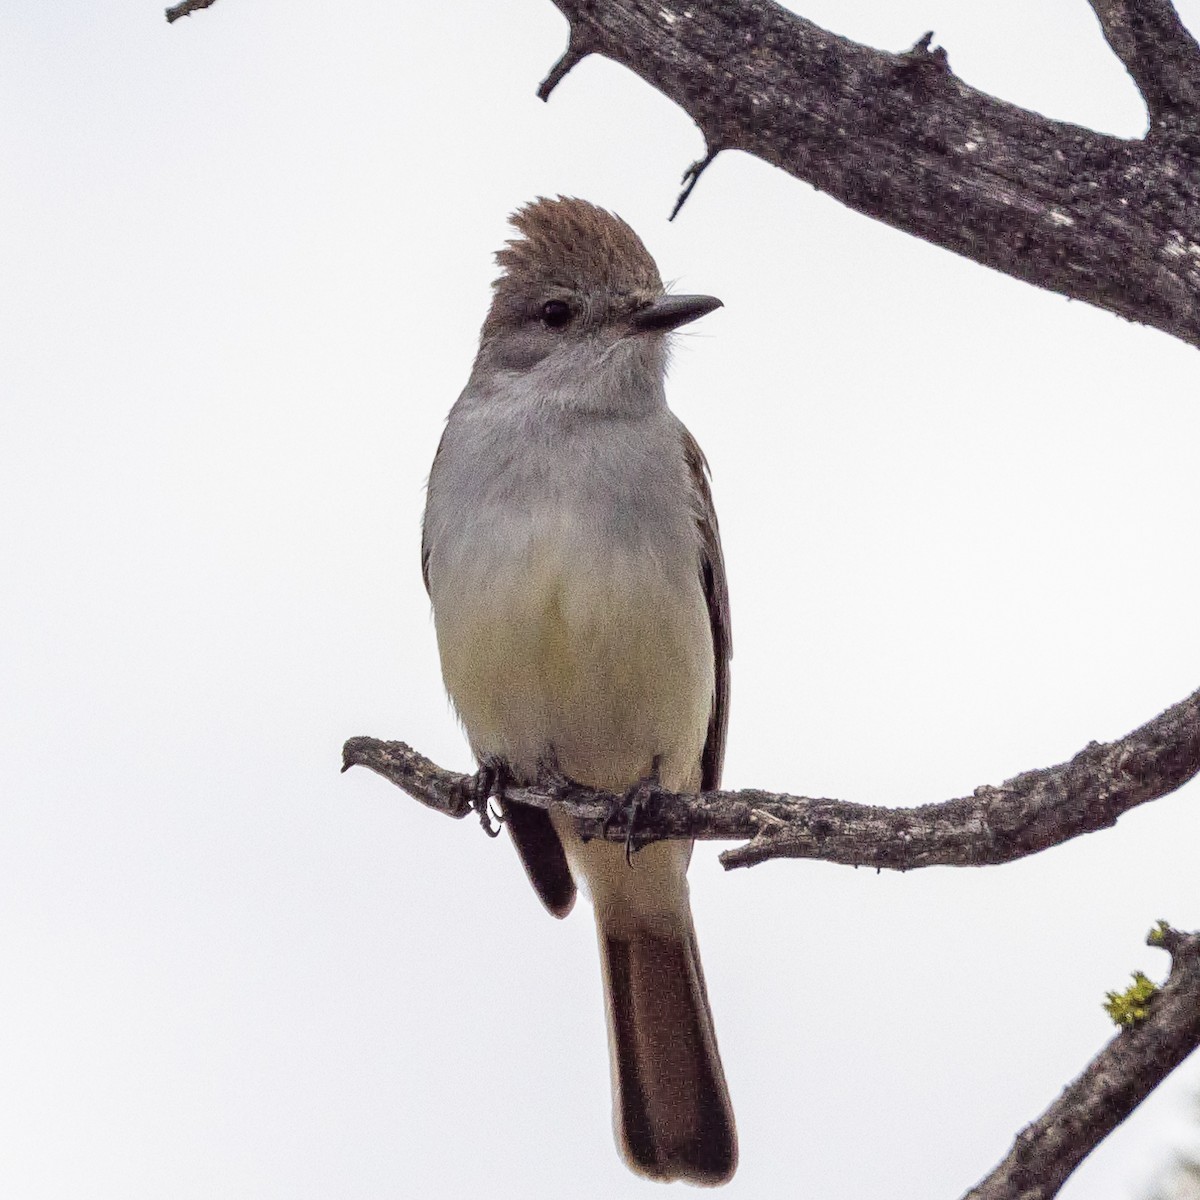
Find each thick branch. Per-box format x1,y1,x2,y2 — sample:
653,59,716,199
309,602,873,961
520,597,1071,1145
542,0,1200,348
1087,0,1200,122
962,926,1200,1199
342,682,1200,871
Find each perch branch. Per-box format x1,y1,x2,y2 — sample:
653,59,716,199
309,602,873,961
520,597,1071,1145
961,925,1200,1199
541,0,1200,348
342,682,1200,871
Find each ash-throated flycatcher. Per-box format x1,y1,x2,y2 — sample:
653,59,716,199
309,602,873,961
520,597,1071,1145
421,197,735,1184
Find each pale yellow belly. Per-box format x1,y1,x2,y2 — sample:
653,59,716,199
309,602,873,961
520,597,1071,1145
434,543,712,795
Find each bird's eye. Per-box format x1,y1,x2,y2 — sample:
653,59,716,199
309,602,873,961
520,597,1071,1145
541,300,572,329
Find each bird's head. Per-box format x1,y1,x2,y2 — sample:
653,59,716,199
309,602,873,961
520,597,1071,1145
474,197,722,390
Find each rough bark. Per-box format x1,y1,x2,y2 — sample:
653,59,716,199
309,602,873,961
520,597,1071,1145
538,0,1200,349
342,681,1200,870
165,1,1200,346
1088,0,1200,121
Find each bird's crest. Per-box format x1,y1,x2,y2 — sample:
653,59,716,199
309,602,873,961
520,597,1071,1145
493,196,662,302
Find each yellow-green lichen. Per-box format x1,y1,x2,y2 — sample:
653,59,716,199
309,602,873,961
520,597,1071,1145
1148,920,1171,948
1103,971,1159,1027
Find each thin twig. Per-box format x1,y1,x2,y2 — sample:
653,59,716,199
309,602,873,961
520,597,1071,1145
670,147,719,221
537,27,594,101
166,0,219,23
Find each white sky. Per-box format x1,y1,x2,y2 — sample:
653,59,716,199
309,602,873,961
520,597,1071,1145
3,2,1200,1197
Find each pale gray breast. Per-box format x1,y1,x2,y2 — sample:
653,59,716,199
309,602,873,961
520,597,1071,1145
425,383,703,590
423,386,713,789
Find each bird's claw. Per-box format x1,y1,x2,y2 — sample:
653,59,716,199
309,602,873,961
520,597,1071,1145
606,756,663,866
535,758,576,802
456,759,510,838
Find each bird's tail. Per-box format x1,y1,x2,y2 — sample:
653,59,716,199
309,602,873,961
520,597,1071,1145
591,843,737,1185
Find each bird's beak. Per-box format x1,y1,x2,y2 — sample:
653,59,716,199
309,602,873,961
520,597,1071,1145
630,294,723,334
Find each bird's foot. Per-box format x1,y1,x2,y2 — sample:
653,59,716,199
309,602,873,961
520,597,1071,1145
605,756,663,866
535,759,577,803
456,757,510,838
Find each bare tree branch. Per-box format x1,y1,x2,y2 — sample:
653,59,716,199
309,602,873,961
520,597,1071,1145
168,0,1200,1186
165,0,218,22
1086,0,1200,123
342,681,1200,871
961,926,1200,1199
164,1,1200,346
539,0,1200,349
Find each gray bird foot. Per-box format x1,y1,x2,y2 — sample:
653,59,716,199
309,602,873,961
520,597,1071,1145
606,755,664,866
534,762,578,805
456,757,510,838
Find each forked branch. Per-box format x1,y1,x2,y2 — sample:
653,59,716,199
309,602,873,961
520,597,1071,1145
537,0,1200,348
167,1,1200,346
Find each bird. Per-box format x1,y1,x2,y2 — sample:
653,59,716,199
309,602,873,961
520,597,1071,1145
421,196,735,1185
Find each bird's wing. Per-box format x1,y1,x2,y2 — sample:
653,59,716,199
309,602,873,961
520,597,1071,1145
681,426,732,793
420,428,448,596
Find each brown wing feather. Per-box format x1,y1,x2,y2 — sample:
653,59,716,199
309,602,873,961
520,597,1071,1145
420,429,447,597
681,428,732,793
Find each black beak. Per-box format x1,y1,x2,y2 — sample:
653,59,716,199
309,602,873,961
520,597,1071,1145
630,293,723,334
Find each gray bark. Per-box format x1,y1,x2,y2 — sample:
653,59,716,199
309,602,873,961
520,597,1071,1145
540,0,1200,349
342,680,1200,872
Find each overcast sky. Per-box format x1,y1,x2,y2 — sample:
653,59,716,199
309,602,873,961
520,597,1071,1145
3,2,1200,1197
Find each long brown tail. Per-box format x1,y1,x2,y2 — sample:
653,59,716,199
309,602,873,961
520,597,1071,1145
598,910,737,1185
